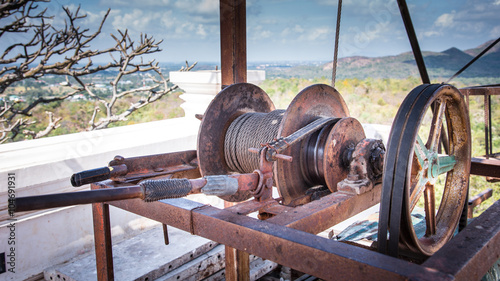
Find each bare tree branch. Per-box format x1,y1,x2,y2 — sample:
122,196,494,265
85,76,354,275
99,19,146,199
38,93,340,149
88,61,197,130
0,0,196,142
22,111,61,139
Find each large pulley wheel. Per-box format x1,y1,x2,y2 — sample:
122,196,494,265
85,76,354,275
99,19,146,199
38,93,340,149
198,83,275,202
378,84,471,256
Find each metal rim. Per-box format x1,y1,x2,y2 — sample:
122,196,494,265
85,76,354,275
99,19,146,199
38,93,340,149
197,83,275,202
378,84,471,256
323,117,366,193
274,84,349,205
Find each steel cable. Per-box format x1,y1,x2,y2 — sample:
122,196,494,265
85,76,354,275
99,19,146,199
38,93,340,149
331,0,342,87
224,110,285,173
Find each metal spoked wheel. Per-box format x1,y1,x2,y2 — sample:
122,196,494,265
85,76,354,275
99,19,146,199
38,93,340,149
378,84,471,257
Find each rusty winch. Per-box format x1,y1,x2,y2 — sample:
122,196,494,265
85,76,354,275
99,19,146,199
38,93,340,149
11,83,471,258
197,83,384,205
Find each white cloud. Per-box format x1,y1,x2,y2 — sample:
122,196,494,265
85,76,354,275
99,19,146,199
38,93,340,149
174,0,218,15
196,24,208,38
170,22,217,39
421,30,441,38
315,0,399,16
281,25,305,37
299,27,331,41
103,0,172,7
435,12,455,28
495,0,500,5
249,25,273,41
160,12,176,30
112,9,162,33
491,25,500,37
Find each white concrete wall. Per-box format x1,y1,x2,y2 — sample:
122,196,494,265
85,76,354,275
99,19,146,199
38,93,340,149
0,117,200,281
0,70,269,281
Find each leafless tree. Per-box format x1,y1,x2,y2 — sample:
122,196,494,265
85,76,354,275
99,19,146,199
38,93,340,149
0,0,195,143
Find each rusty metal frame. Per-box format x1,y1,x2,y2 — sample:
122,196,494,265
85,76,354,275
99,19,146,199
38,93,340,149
87,1,500,280
91,178,500,281
460,86,500,159
219,0,249,277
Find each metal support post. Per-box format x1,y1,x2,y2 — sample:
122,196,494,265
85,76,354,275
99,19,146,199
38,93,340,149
92,183,114,281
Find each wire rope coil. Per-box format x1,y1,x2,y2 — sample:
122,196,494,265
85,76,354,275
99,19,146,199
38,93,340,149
224,110,285,174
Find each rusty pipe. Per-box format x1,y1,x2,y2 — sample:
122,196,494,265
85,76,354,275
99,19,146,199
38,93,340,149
12,185,144,213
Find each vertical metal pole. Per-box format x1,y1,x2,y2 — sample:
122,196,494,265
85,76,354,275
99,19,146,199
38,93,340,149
220,0,247,87
220,1,250,279
488,93,492,156
92,183,114,281
225,247,251,281
485,93,490,158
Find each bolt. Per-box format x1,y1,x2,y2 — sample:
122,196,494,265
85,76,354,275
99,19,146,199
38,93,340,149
265,178,273,187
347,174,359,181
114,155,125,162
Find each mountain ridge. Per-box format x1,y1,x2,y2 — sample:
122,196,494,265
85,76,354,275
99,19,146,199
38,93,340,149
316,39,500,79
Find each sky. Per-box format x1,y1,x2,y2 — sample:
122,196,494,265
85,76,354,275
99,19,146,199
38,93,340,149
3,0,500,63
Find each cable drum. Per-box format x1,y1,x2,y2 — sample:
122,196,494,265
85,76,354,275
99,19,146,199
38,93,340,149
198,83,352,203
224,110,285,174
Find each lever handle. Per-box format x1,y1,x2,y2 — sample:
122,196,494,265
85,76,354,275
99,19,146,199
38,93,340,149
140,178,193,202
71,167,112,187
71,164,127,187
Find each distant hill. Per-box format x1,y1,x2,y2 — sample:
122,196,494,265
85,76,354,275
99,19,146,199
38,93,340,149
264,39,500,80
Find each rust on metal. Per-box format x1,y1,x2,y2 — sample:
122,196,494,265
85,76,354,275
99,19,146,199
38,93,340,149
266,183,382,234
471,157,500,177
91,182,114,281
322,117,366,193
337,138,384,195
424,199,500,281
197,83,275,202
162,224,170,245
379,84,471,257
274,84,350,205
468,188,493,218
460,85,500,96
13,185,145,212
70,150,200,187
108,150,200,182
460,86,500,158
105,195,454,281
220,0,246,87
225,247,250,281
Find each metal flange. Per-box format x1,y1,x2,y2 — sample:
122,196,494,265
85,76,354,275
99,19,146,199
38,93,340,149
274,84,350,205
197,83,275,202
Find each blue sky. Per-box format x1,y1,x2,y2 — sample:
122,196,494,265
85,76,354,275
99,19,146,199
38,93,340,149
6,0,500,63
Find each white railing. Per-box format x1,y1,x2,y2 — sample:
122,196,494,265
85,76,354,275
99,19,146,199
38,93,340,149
0,70,265,280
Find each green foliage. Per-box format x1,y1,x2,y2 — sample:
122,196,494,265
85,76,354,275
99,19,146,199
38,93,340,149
261,76,422,125
16,90,185,139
